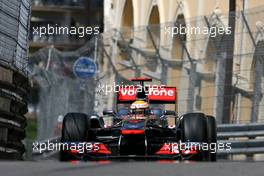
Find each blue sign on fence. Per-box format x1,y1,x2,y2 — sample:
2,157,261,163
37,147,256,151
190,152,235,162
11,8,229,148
73,57,97,79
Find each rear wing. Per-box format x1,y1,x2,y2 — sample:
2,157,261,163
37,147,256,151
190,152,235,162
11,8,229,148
117,86,177,104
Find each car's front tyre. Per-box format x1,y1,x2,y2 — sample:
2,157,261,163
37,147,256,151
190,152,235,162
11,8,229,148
60,113,89,161
180,113,209,161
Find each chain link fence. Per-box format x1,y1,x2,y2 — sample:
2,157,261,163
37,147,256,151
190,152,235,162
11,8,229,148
29,37,102,140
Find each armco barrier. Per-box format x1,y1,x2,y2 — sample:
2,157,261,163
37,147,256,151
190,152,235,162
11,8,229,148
0,0,31,160
217,123,264,158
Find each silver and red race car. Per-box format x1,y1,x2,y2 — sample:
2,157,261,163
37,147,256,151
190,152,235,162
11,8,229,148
60,78,217,161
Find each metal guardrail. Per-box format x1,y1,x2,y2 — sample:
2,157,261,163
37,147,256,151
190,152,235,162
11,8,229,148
217,123,264,157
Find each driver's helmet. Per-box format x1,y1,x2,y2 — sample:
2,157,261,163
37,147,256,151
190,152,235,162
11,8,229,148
130,100,149,119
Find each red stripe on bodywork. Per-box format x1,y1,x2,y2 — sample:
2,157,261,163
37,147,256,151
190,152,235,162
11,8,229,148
121,129,145,135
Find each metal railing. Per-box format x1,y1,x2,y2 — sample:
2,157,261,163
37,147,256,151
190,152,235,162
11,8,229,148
217,123,264,159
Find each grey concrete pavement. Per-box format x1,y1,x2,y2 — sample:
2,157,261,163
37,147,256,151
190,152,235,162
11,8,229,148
1,161,263,176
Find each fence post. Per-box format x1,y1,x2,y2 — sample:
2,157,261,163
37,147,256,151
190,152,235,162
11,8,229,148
251,55,263,122
187,63,196,112
241,11,262,123
215,55,226,123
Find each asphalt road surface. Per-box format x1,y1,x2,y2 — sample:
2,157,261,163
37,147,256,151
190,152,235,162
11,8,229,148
1,161,264,176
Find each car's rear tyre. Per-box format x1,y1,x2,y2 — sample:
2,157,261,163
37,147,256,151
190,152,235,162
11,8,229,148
206,115,217,161
180,113,208,161
60,113,89,161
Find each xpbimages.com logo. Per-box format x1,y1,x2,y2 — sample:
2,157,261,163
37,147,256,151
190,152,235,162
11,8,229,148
32,24,100,38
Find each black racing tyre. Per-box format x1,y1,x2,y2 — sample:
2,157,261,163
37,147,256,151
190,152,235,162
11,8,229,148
60,113,89,161
206,115,217,161
180,113,208,161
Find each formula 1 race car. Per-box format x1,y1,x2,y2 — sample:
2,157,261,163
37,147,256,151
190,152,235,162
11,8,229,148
60,78,217,161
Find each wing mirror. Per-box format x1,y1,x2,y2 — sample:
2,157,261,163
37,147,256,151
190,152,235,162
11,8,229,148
164,110,177,116
103,110,115,116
